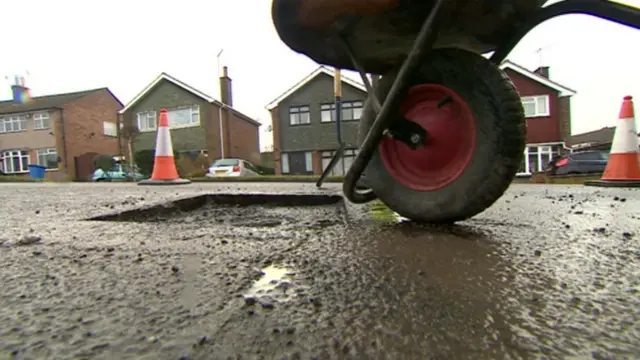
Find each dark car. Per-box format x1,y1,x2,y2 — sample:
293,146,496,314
546,150,609,176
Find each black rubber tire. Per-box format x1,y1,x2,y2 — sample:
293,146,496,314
358,48,526,223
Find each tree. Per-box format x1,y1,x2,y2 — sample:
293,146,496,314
120,122,140,169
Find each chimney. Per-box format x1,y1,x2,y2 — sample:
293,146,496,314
534,66,550,79
11,75,31,104
219,66,233,107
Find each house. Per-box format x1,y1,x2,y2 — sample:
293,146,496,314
266,67,367,175
118,67,261,165
266,62,576,176
500,61,576,175
569,127,640,152
0,76,123,180
569,127,616,151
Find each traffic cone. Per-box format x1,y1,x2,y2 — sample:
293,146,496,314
138,108,191,185
585,95,640,188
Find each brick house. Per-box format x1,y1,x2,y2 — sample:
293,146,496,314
0,77,123,180
267,63,576,176
500,61,576,175
118,67,261,165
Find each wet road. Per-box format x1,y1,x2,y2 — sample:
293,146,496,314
0,182,638,360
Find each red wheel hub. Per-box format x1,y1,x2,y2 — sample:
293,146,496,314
379,84,476,191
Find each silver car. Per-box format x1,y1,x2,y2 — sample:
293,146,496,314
206,158,261,177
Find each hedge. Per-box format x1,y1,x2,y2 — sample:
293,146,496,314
0,176,43,182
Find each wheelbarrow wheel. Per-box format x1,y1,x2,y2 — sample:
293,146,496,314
358,48,526,223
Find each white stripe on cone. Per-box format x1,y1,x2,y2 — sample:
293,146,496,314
610,117,639,154
154,127,174,156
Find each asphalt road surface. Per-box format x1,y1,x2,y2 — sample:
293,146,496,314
0,182,638,360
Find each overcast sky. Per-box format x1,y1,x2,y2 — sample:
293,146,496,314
1,0,638,151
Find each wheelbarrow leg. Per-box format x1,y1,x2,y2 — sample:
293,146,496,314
315,68,346,188
315,35,383,191
341,0,447,203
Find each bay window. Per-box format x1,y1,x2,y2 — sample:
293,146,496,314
0,150,30,174
517,144,564,175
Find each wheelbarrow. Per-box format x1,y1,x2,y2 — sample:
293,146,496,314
271,0,640,223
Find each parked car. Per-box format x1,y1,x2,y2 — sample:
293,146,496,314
545,150,609,176
206,158,261,177
92,163,145,182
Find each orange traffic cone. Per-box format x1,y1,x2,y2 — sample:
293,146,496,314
585,95,640,188
138,108,191,185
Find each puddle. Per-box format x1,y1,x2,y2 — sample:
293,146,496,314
369,200,408,223
244,265,300,303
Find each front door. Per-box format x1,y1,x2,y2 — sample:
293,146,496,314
288,152,308,175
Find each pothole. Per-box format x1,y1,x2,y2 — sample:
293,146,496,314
86,193,345,223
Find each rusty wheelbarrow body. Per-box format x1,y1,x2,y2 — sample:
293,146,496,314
273,0,548,74
271,0,640,223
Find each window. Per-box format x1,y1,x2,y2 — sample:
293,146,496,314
281,153,290,173
321,104,335,123
320,101,364,122
36,148,58,169
517,156,527,174
243,161,260,174
305,152,313,172
517,144,564,175
321,149,358,176
529,147,540,173
342,149,357,173
212,158,239,167
341,101,364,121
0,150,30,174
522,95,550,117
539,146,555,171
103,122,117,137
33,112,50,130
167,105,200,128
0,115,28,133
571,151,609,161
137,111,157,132
289,106,310,125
